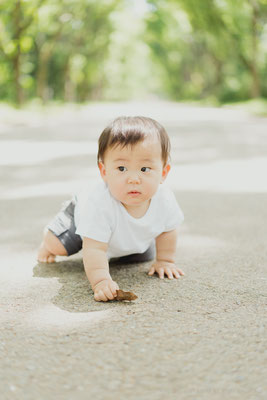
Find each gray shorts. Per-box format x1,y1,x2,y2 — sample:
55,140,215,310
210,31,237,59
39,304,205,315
47,198,82,256
46,198,155,262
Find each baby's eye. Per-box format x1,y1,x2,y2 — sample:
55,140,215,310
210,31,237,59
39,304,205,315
118,166,127,172
141,167,151,173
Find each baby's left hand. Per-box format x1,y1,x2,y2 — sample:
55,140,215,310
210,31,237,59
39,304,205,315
148,261,185,280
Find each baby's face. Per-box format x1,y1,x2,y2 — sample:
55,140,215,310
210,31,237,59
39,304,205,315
98,138,170,210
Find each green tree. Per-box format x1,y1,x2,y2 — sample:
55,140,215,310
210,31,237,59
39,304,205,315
179,0,267,98
145,0,267,101
0,0,121,105
0,0,44,105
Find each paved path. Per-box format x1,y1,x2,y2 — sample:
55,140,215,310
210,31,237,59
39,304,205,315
0,102,266,400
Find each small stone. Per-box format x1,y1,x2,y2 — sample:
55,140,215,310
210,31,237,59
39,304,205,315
116,289,137,301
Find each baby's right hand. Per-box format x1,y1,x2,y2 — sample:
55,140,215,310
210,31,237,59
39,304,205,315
93,279,119,302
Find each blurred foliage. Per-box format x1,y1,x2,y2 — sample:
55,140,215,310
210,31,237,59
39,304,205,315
145,0,267,102
0,0,120,105
0,0,267,106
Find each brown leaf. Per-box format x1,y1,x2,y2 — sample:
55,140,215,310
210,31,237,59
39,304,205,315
116,289,138,301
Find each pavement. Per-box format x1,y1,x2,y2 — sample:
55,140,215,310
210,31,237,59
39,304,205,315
0,101,266,400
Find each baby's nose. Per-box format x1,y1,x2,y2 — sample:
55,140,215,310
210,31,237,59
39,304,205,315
127,174,141,184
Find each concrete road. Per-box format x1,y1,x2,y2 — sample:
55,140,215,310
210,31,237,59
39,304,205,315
0,101,266,400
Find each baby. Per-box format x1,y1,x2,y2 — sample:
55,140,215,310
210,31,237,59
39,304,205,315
38,116,185,302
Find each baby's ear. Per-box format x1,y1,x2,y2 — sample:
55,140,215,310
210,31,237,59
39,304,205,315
161,163,171,183
98,161,107,181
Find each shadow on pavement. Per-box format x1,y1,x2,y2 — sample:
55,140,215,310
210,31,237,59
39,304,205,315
33,258,150,313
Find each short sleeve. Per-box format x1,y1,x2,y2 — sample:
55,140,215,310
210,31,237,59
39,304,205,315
162,187,184,232
75,195,114,243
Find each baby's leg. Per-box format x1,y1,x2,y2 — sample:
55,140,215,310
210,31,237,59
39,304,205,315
38,228,67,263
37,198,82,263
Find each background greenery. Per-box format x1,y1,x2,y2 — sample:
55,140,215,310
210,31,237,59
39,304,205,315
0,0,267,106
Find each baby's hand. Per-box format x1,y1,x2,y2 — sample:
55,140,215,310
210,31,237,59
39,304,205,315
148,261,185,280
93,279,119,302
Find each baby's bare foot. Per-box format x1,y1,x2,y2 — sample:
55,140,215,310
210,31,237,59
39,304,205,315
37,242,56,263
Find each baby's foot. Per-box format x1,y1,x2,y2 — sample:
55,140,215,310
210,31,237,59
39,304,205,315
37,242,56,263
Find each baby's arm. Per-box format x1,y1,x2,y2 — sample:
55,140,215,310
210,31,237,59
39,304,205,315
148,229,185,279
82,237,119,301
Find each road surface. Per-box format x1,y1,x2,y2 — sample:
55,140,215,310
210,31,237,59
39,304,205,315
0,101,266,399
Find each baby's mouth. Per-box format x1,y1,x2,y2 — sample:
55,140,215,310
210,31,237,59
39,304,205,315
128,190,141,195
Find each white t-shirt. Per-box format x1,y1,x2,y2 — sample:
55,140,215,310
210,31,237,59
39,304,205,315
74,181,184,260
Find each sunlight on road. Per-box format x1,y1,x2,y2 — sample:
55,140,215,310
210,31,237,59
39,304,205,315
0,177,98,199
169,157,267,193
0,140,97,166
25,305,113,330
0,276,114,330
0,250,114,329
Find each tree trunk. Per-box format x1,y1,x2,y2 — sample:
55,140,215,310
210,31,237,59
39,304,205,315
249,0,261,98
249,61,261,98
36,29,63,102
63,59,76,102
36,48,51,102
13,52,23,106
13,0,23,106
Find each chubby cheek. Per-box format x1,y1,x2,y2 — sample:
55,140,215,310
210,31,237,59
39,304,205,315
107,176,125,198
147,182,159,196
140,177,159,197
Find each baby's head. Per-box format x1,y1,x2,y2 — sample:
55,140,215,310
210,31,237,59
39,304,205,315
97,116,171,209
97,116,170,167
